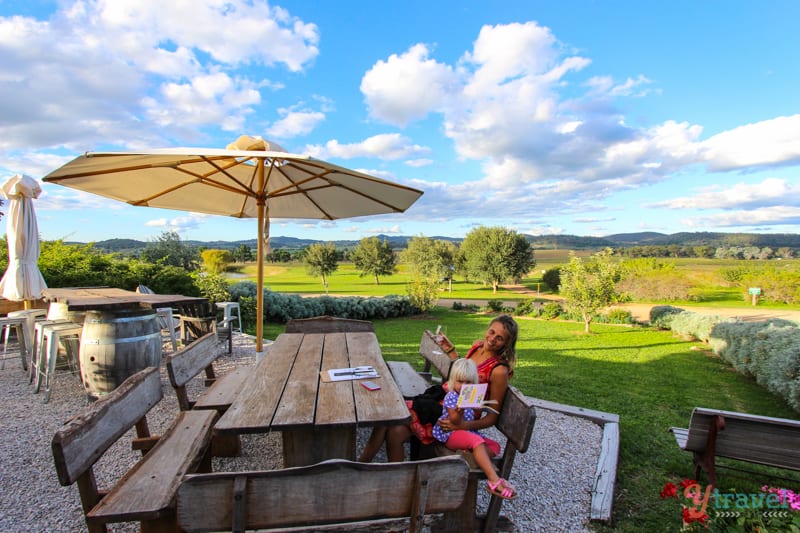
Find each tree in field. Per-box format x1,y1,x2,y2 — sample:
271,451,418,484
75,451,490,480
459,226,535,292
201,249,233,274
402,236,459,281
233,244,253,263
351,236,397,285
559,248,622,333
304,242,339,292
141,230,199,270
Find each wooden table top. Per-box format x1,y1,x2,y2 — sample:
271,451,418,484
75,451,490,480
215,332,410,434
41,287,208,311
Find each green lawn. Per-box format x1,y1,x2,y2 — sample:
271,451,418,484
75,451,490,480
260,309,800,531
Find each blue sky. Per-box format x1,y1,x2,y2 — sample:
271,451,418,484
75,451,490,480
1,0,799,244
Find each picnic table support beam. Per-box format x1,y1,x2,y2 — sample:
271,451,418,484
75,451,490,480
282,428,356,467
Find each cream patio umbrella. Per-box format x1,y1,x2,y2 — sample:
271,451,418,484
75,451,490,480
43,136,424,356
0,174,48,309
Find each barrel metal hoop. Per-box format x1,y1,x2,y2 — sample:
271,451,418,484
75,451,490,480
82,331,162,345
85,313,158,324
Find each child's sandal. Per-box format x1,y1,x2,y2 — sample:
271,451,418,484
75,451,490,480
486,478,518,500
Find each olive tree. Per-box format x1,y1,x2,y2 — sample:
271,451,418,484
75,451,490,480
559,248,622,333
304,242,339,292
351,236,397,285
459,226,534,292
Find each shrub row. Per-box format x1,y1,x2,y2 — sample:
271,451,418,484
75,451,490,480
650,305,800,412
228,281,417,324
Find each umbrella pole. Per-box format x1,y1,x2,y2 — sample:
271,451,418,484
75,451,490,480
255,160,265,359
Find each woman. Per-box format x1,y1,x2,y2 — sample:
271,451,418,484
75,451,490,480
359,314,518,463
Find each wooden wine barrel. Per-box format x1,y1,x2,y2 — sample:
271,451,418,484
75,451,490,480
79,309,162,398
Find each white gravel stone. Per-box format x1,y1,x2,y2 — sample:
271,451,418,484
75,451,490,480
0,334,602,532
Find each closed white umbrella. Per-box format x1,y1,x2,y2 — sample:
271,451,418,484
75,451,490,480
43,136,424,356
0,174,48,309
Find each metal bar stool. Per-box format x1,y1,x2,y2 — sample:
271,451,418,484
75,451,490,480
215,302,242,333
3,309,47,368
0,316,30,370
31,319,82,402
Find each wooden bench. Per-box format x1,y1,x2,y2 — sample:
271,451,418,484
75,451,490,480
669,407,800,487
285,315,375,333
51,366,216,533
435,385,536,533
387,329,455,399
166,331,251,456
176,456,468,533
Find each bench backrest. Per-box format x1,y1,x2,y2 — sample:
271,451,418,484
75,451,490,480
496,385,536,454
52,366,162,486
177,456,468,533
685,407,800,471
285,315,375,333
166,331,226,410
419,330,454,380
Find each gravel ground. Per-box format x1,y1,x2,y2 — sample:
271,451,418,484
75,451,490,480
0,333,602,532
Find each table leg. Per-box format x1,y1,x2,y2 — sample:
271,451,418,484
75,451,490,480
282,428,356,467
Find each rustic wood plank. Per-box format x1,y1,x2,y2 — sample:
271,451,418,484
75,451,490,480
591,421,619,522
316,333,355,427
176,457,468,532
274,333,324,429
166,332,224,388
285,316,375,333
86,409,216,523
387,361,429,399
419,330,455,379
215,334,301,434
348,332,410,426
52,367,162,486
192,367,251,411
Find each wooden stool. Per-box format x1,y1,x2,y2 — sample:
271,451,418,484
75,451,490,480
31,320,82,402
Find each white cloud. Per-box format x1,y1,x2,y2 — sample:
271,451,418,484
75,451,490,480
0,1,319,153
650,178,800,210
683,206,800,228
701,115,800,171
265,104,326,138
305,134,431,160
361,44,458,127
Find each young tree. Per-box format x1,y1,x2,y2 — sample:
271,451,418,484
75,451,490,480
201,249,233,274
233,244,253,263
141,230,199,270
351,236,397,285
459,226,535,292
304,242,339,292
402,236,459,284
559,248,622,333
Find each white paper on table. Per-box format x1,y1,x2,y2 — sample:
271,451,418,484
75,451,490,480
327,366,379,382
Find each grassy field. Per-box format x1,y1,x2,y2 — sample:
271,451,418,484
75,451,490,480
266,309,798,532
247,256,800,530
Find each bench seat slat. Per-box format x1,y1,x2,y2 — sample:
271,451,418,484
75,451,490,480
193,366,251,411
387,361,429,399
87,409,216,522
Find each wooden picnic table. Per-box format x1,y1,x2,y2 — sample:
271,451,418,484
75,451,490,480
41,286,207,311
40,287,209,398
215,331,411,467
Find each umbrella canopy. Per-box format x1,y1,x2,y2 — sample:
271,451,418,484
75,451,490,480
43,136,424,354
0,174,48,308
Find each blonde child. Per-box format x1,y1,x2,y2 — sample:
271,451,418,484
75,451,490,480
433,358,517,499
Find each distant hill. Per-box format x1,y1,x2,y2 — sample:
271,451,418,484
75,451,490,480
80,231,800,254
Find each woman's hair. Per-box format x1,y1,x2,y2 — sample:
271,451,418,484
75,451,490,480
491,314,519,371
447,358,479,389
